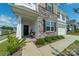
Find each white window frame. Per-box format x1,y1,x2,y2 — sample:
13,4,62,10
45,20,55,32
47,3,53,12
62,14,65,20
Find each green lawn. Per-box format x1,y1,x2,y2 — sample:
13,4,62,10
0,40,9,56
67,32,79,35
0,34,25,56
61,40,79,55
67,30,79,35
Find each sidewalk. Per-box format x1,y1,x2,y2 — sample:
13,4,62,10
39,35,79,55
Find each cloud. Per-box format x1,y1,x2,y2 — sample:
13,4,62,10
0,14,17,27
66,3,73,5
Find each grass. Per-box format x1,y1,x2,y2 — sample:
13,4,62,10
0,34,25,56
67,30,79,35
61,40,79,55
0,40,9,56
65,40,79,50
67,32,79,35
0,33,16,55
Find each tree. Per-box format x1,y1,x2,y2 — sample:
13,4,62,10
1,26,13,30
73,8,79,13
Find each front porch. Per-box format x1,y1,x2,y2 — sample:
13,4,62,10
10,4,39,39
16,15,38,39
22,17,38,38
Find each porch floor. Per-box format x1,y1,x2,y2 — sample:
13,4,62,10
25,38,36,42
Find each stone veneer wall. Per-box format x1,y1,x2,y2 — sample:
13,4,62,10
36,3,58,38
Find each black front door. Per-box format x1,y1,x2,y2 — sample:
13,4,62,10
24,25,29,36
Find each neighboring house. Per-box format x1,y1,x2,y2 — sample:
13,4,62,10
76,22,79,29
10,3,67,39
67,20,77,32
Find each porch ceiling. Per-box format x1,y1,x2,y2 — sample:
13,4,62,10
11,5,38,20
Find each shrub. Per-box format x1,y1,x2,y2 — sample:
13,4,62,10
35,38,45,45
35,35,64,45
57,35,64,39
74,29,79,33
59,35,65,39
50,36,57,40
54,35,64,39
45,36,52,43
6,35,25,55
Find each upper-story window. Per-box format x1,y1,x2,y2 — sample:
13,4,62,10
62,14,65,20
57,12,60,18
46,3,53,12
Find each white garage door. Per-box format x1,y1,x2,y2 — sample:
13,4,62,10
0,31,1,35
58,28,66,35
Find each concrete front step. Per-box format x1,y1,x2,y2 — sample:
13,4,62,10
26,38,36,42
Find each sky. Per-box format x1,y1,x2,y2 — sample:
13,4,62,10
0,3,17,27
0,3,79,27
59,3,79,22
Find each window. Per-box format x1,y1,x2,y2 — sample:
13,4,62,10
46,3,53,12
62,14,65,20
57,12,60,18
51,22,55,31
45,20,56,31
46,21,50,31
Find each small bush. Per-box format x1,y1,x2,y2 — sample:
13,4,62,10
35,35,64,45
6,35,25,55
59,35,65,39
35,38,45,45
45,36,52,43
54,35,64,39
50,36,58,40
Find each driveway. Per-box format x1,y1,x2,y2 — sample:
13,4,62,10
0,35,7,43
0,36,6,41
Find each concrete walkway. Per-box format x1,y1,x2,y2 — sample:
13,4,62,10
22,35,79,56
49,35,79,54
22,42,42,56
0,38,7,43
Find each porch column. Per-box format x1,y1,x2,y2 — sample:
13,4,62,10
35,17,43,38
16,16,23,39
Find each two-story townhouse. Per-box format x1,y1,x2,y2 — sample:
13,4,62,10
10,3,67,39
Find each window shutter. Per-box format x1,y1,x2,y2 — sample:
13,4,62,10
54,22,56,31
46,3,47,10
43,19,46,32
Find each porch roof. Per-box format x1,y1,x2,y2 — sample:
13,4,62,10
10,4,39,20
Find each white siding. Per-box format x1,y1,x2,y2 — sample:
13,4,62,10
16,16,23,39
0,30,1,35
14,3,36,11
57,14,66,23
58,28,66,35
57,11,67,35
